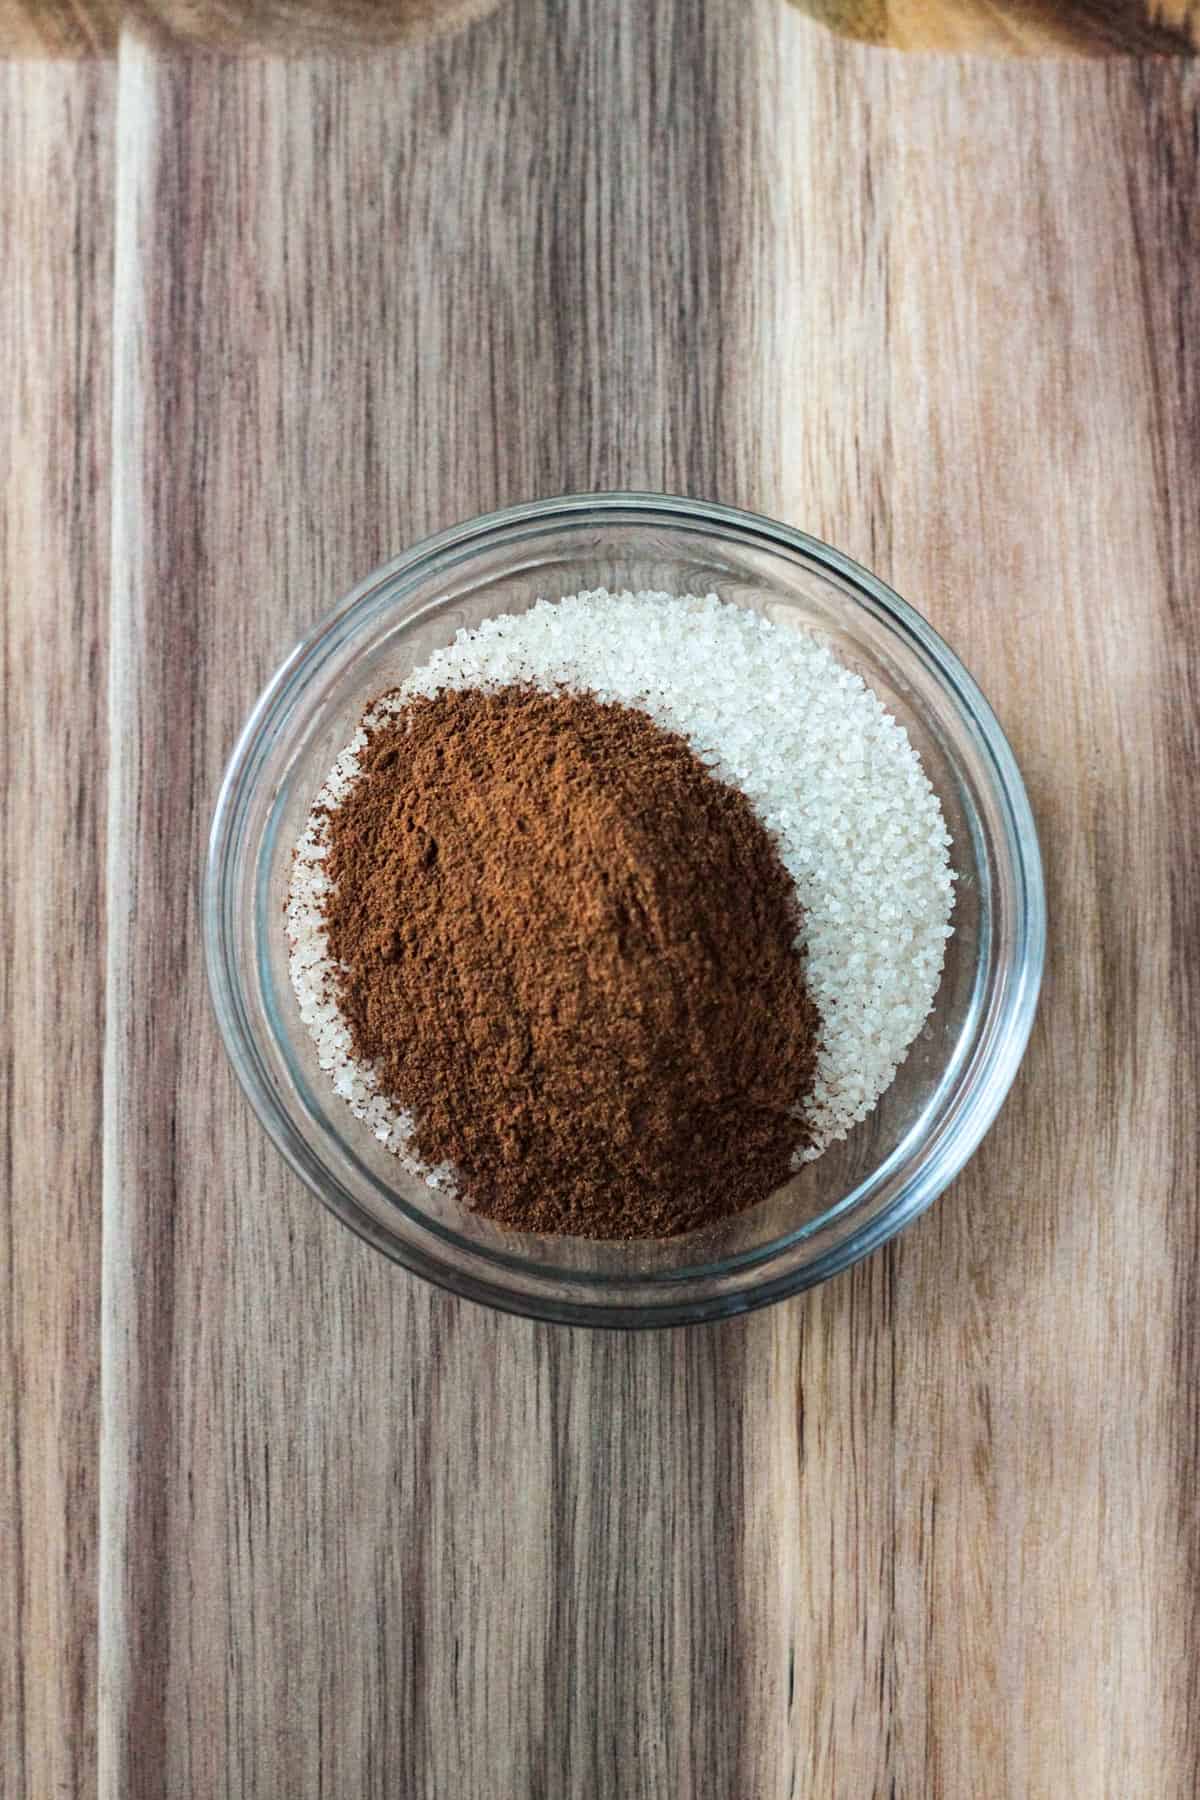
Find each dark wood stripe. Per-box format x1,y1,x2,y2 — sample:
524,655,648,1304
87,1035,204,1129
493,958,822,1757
1124,56,1200,1788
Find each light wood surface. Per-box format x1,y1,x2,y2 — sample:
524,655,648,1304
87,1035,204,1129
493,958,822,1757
1,62,113,1800
4,3,1199,1794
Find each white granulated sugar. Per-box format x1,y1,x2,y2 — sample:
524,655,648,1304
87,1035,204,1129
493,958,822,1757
288,588,954,1179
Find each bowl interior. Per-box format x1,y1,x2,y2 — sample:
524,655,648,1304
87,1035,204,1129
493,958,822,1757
213,500,1037,1322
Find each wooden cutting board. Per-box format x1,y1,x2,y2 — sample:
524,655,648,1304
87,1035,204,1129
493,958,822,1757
3,5,1198,1795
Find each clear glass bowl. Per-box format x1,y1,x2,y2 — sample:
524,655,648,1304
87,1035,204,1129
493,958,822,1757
205,493,1044,1326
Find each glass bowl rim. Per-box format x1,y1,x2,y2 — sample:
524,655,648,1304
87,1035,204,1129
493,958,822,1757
204,490,1046,1327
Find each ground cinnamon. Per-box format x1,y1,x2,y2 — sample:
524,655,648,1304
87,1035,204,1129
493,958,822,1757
323,686,820,1239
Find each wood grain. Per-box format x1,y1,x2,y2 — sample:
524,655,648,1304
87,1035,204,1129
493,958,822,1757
2,0,1196,1794
763,26,1200,1792
3,0,1198,55
101,6,771,1794
0,62,113,1800
0,0,493,55
790,0,1200,53
95,8,1200,1792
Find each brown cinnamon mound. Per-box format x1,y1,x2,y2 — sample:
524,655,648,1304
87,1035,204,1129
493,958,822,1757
324,686,819,1240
